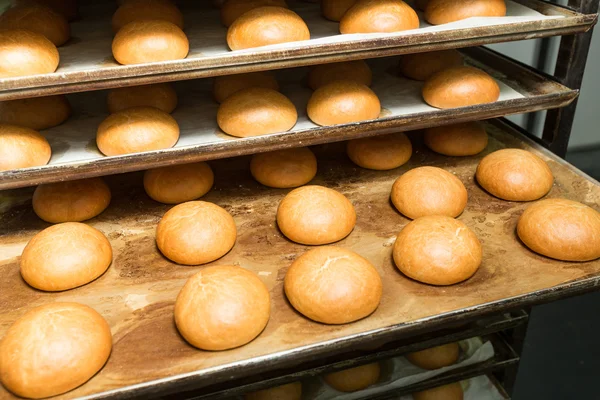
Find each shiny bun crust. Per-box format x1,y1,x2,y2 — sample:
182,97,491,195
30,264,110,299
424,122,488,156
425,0,506,25
107,83,177,114
250,147,317,188
308,60,372,90
0,124,51,171
221,0,288,27
0,94,70,130
321,0,357,22
112,0,184,32
324,363,381,392
340,0,419,34
0,29,59,78
413,382,464,400
0,4,70,46
14,0,79,21
347,132,412,170
213,71,279,103
143,162,214,204
406,342,460,369
244,382,302,400
399,50,463,81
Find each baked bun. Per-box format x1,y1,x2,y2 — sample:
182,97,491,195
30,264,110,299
0,95,70,130
112,0,184,32
227,6,310,50
0,303,112,399
96,106,179,156
217,87,297,137
399,50,464,81
156,201,236,265
307,80,380,126
277,185,356,245
424,122,488,156
476,148,553,201
107,83,177,114
415,0,429,11
0,4,70,46
413,382,464,400
340,0,419,34
347,132,412,170
0,124,51,171
32,178,111,223
391,166,467,219
144,162,214,204
250,147,317,188
0,29,59,78
324,363,381,392
321,0,357,22
425,0,506,25
221,0,288,27
517,198,600,262
406,342,460,369
174,265,270,350
393,216,482,285
213,71,279,103
422,66,500,109
308,60,372,90
245,382,302,400
14,0,79,21
112,20,189,65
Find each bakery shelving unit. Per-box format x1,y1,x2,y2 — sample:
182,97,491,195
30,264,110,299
0,0,599,399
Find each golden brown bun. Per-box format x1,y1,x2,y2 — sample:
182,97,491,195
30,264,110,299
112,0,183,32
347,132,412,170
13,0,78,21
277,185,356,245
96,106,179,156
221,0,288,27
0,124,50,171
476,148,553,201
308,60,372,90
324,363,381,392
144,162,214,204
213,71,279,104
406,342,460,369
107,83,177,114
391,166,467,219
0,303,112,399
307,80,380,126
0,29,59,78
424,122,488,156
227,6,310,50
399,50,463,81
340,0,419,34
112,20,189,65
217,87,297,137
244,382,302,400
517,198,600,262
425,0,506,25
321,0,357,22
156,201,236,265
415,0,429,11
250,147,317,188
174,265,270,350
32,178,111,223
284,246,382,324
0,95,70,130
0,5,70,46
423,66,500,109
393,216,482,285
413,382,464,400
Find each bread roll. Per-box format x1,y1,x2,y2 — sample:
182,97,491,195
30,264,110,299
213,71,279,104
399,50,464,81
406,342,460,369
0,95,70,130
107,83,177,114
340,0,419,34
324,363,381,392
96,106,179,156
412,382,464,400
174,265,270,350
0,4,70,46
277,185,356,245
423,66,500,109
307,80,380,126
517,198,600,262
476,148,553,201
221,0,288,27
32,178,111,223
245,382,302,400
13,0,78,21
144,162,214,204
156,201,236,265
308,60,372,90
347,132,412,170
0,124,51,171
112,0,184,32
217,87,297,137
424,122,488,156
0,303,112,399
425,0,506,25
0,29,59,78
112,20,189,65
321,0,357,22
227,6,310,50
415,0,429,11
250,147,317,188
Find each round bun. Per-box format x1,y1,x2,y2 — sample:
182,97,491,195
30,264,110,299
227,6,310,51
112,20,189,65
307,80,380,126
250,147,317,188
517,198,600,262
425,0,506,25
347,132,412,170
32,178,111,223
322,0,358,22
0,124,50,171
424,122,488,156
391,166,467,219
107,83,177,114
96,106,179,156
324,363,381,392
217,87,297,137
0,29,59,78
0,95,70,130
112,0,184,32
221,0,288,27
144,162,214,204
277,185,356,245
422,66,500,109
0,303,112,399
213,71,279,103
245,382,302,400
406,342,460,369
0,4,70,46
284,246,382,324
340,0,419,34
415,0,429,11
156,201,236,265
174,265,270,350
308,60,372,90
14,0,79,21
476,148,553,201
399,50,463,81
393,216,482,285
413,383,464,400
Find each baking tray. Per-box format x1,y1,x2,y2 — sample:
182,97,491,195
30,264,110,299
0,46,578,190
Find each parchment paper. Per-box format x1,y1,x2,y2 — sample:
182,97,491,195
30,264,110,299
393,375,507,400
